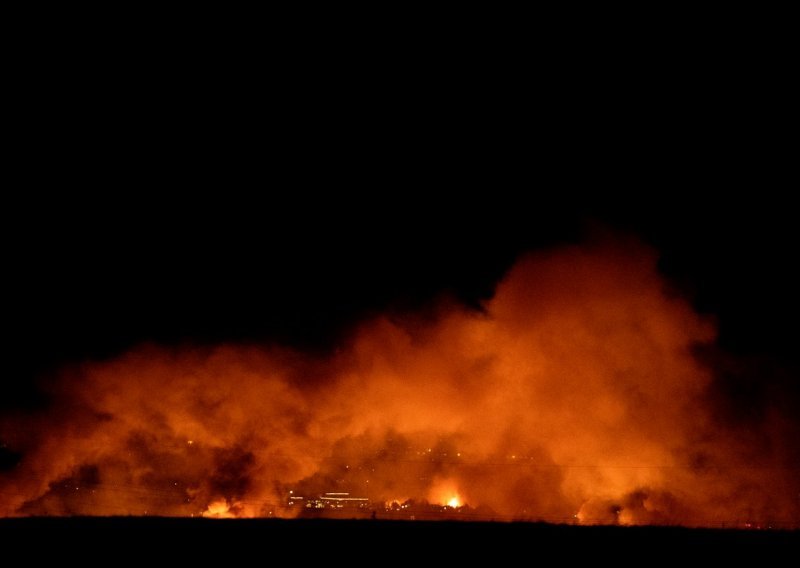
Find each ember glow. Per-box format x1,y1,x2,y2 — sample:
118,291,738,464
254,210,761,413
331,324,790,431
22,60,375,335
203,499,236,519
429,478,463,509
1,236,798,527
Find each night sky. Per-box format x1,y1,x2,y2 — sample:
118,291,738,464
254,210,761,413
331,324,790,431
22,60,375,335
3,0,795,405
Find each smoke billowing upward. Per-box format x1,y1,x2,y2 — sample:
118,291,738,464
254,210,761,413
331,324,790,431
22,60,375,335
1,234,797,527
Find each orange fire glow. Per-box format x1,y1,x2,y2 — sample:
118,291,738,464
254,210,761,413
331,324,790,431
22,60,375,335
0,235,797,527
428,478,463,509
203,499,236,519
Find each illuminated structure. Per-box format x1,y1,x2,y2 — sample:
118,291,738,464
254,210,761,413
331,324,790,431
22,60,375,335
294,492,371,510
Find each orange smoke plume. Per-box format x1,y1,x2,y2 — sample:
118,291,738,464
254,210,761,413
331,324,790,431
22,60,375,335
1,235,797,527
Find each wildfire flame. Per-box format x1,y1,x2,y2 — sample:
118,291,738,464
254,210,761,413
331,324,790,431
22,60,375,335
0,235,797,527
429,478,463,509
203,500,235,519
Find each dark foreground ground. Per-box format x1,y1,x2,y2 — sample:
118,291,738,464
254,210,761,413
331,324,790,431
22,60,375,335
1,518,797,563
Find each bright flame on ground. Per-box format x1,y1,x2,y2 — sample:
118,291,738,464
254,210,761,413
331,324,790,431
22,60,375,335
203,499,235,518
429,479,462,509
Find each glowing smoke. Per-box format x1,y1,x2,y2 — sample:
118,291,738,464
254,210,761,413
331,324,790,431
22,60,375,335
0,235,797,526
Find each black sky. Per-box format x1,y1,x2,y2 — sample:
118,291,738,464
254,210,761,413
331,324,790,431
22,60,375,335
3,33,797,418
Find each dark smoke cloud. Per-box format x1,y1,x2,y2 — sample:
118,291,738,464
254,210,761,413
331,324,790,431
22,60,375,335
1,234,797,527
